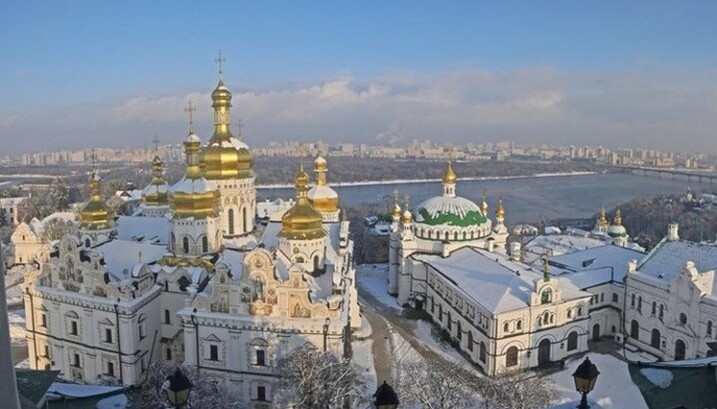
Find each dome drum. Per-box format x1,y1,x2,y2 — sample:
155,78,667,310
202,145,254,180
170,190,220,219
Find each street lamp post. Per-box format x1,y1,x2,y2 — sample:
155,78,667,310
323,317,330,352
164,368,193,408
374,381,399,409
572,357,600,409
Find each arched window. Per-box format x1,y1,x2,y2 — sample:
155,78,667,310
504,322,509,333
630,320,640,340
438,303,442,321
202,236,208,253
675,339,686,360
182,237,189,254
659,304,664,319
541,288,553,304
549,314,554,324
631,293,635,307
651,301,657,315
567,309,573,319
456,320,462,340
567,331,578,351
638,296,642,312
708,321,713,337
679,313,687,325
171,233,175,251
505,346,518,367
164,310,171,324
651,329,661,349
85,238,91,248
243,207,248,233
578,307,583,316
479,342,486,362
516,320,522,330
447,312,452,330
228,209,235,235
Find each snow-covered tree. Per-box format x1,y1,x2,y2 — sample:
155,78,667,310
274,344,369,409
476,371,558,409
48,178,70,211
141,361,244,409
397,356,481,409
41,219,76,242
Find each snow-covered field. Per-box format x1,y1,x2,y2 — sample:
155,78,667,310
356,264,402,311
548,353,648,409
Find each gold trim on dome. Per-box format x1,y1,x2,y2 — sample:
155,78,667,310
480,191,489,216
392,189,402,218
280,165,326,240
170,134,220,219
159,256,215,270
495,197,506,219
401,194,413,224
80,170,114,230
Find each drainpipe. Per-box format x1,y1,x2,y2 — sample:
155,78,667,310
191,308,200,374
114,298,124,385
25,288,38,369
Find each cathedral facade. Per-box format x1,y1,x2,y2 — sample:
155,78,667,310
22,72,359,407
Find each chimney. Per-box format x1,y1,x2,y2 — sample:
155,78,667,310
510,242,522,262
667,223,679,242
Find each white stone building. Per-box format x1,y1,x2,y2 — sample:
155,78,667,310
0,197,26,225
23,73,360,408
388,163,592,375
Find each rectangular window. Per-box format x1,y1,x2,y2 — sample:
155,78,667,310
164,310,171,324
70,321,78,336
104,328,113,343
166,348,172,361
44,345,50,358
600,293,605,302
40,313,47,328
209,345,218,361
257,386,266,401
256,350,266,366
139,323,146,340
107,362,115,377
612,293,619,303
73,353,81,368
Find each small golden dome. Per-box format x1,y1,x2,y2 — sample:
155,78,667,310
480,193,489,215
612,208,622,226
80,171,114,230
314,155,328,172
443,161,457,184
392,201,402,218
307,154,339,213
495,199,506,219
598,207,609,227
170,133,220,219
281,166,326,240
211,80,232,105
142,155,169,207
401,208,413,224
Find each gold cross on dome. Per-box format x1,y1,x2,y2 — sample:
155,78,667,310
235,119,244,138
215,50,226,78
152,135,160,152
184,101,196,132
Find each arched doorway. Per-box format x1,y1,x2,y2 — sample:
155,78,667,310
538,339,551,366
505,346,518,367
567,331,578,351
630,320,640,340
675,339,686,360
592,324,600,341
651,329,661,349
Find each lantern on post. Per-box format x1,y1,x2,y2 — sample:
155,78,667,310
374,381,399,409
164,368,193,408
572,357,599,409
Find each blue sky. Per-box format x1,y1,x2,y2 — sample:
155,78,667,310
2,1,717,154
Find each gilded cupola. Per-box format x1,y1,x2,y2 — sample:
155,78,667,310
495,198,506,220
200,54,254,181
80,170,114,230
480,192,489,216
442,160,457,185
596,207,609,228
400,194,413,224
280,165,326,240
307,154,339,213
170,130,220,219
142,155,169,207
391,190,402,219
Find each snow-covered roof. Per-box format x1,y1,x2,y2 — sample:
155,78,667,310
635,239,717,291
0,197,25,206
416,195,484,223
550,244,645,287
256,198,294,221
171,176,217,194
94,239,167,280
415,247,588,314
523,234,607,265
117,215,170,244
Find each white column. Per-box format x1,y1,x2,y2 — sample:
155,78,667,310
0,241,21,409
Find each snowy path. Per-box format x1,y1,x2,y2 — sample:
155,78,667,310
361,306,393,385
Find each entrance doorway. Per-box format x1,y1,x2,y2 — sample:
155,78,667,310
538,339,551,366
592,324,601,341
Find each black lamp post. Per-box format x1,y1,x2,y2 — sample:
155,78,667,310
572,357,599,409
165,368,193,408
323,317,330,352
374,381,399,409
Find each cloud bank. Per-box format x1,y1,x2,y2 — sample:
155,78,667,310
2,66,717,155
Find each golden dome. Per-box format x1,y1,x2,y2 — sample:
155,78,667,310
495,199,506,219
201,79,254,180
443,161,457,184
480,193,489,215
142,155,169,207
597,207,609,227
307,155,339,213
612,208,622,226
400,194,412,224
170,133,220,219
280,166,326,240
80,171,114,230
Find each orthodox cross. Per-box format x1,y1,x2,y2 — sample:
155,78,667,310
91,148,97,168
152,135,160,152
215,50,226,79
184,101,196,132
235,119,244,139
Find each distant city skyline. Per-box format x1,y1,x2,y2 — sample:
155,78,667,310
2,1,717,155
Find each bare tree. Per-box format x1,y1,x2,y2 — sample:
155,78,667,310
274,344,369,409
397,356,481,409
141,361,244,409
476,371,558,409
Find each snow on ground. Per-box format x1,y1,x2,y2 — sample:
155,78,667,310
354,314,373,339
357,264,402,311
47,383,124,398
548,353,648,409
617,346,659,363
4,265,26,307
9,309,26,346
353,339,378,393
14,358,29,369
96,393,129,409
412,320,478,370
